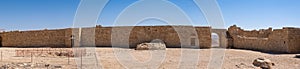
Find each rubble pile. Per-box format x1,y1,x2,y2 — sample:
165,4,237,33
16,50,74,57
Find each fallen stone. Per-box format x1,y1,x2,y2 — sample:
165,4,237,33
45,64,50,67
252,58,275,69
136,43,150,50
136,39,166,50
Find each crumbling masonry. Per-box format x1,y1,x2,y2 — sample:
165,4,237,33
227,25,300,53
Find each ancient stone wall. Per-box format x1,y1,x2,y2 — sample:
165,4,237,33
285,27,300,53
1,25,298,53
0,26,212,48
95,26,112,47
228,25,300,53
266,29,289,53
195,27,212,48
94,26,211,48
1,29,68,47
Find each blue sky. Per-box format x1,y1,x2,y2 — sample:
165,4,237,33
0,0,299,31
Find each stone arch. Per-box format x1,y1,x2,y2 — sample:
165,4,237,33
211,29,228,48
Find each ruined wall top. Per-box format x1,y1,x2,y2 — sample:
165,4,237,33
228,25,273,38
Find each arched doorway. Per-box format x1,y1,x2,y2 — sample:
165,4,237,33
190,33,197,47
211,29,228,48
211,33,220,48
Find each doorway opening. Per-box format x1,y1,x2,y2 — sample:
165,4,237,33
190,38,196,46
190,33,197,46
211,33,220,48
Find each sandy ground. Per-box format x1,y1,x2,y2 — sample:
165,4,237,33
0,48,299,69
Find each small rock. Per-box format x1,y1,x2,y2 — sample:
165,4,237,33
45,64,50,67
253,58,275,69
17,63,24,67
136,43,150,50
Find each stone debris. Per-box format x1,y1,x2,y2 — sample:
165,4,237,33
252,58,275,69
53,51,74,57
0,62,62,69
136,39,166,50
15,49,74,57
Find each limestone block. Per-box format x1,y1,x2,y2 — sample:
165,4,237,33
136,39,166,50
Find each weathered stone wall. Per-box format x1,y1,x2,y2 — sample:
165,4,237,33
95,26,112,47
286,27,300,53
195,27,212,48
1,29,68,47
1,25,298,53
266,29,289,53
228,25,300,53
0,26,212,48
64,28,73,47
94,26,211,48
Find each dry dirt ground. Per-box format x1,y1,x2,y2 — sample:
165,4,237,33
0,48,299,69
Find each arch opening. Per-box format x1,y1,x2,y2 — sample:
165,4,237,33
211,33,220,48
190,33,197,46
190,38,196,46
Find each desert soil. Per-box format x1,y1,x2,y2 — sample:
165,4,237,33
0,48,299,69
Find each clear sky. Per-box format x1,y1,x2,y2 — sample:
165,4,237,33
0,0,299,31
